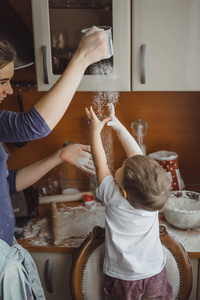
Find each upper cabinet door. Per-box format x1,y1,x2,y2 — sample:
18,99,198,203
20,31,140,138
31,0,131,91
132,0,200,91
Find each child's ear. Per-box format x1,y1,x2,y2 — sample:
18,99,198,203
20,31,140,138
120,189,128,199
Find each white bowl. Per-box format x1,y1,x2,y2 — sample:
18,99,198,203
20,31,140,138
164,190,200,229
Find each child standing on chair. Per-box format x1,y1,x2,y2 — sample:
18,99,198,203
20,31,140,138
86,104,174,300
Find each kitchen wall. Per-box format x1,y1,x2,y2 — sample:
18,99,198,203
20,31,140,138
2,0,200,191
2,64,200,190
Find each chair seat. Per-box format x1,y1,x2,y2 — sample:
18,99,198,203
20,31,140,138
71,225,192,300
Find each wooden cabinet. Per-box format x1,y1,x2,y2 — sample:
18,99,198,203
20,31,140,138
31,0,131,91
30,252,73,300
132,0,200,91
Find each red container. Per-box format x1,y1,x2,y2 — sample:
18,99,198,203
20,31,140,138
148,151,185,191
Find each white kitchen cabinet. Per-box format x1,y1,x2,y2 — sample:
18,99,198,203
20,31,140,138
132,0,200,91
31,0,131,91
31,0,200,92
31,252,73,300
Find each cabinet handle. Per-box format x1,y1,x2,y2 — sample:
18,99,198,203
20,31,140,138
45,259,53,293
42,46,49,84
141,45,146,84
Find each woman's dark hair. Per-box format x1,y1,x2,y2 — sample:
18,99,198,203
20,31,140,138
0,36,16,69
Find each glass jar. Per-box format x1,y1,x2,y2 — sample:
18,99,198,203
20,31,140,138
131,118,148,155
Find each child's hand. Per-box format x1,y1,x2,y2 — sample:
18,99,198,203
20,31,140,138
107,103,123,131
86,106,111,133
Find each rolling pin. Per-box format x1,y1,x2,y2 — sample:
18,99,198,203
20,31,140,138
39,191,94,205
50,201,61,246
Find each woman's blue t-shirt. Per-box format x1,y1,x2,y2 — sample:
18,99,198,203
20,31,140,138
0,107,51,245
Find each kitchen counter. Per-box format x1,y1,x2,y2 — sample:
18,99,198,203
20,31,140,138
17,200,200,258
159,213,200,258
17,200,105,253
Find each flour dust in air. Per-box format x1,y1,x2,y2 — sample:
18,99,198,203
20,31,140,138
89,62,119,192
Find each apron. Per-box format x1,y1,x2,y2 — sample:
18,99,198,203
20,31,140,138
0,237,45,300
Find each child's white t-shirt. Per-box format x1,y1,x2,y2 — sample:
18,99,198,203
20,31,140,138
96,175,166,281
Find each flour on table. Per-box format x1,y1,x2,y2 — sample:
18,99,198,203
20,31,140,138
15,217,51,246
160,220,200,252
21,204,105,246
58,204,105,239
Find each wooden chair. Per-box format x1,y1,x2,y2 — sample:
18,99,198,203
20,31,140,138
70,225,192,300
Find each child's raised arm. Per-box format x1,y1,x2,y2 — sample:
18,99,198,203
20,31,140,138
86,106,111,185
107,104,143,158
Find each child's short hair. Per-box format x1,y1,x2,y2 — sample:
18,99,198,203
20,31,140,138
122,155,171,211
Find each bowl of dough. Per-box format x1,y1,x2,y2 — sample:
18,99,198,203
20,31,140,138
164,190,200,229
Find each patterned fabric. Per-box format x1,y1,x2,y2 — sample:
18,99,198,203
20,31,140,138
104,267,174,300
0,238,45,300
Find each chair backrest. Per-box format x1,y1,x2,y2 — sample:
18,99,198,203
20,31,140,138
70,225,192,300
159,225,192,300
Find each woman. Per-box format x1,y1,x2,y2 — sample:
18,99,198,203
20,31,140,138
0,27,107,299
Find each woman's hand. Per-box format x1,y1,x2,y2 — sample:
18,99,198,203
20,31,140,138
16,143,95,191
60,144,95,174
85,106,111,133
76,26,107,67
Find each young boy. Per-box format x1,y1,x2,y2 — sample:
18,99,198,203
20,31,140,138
86,104,174,300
